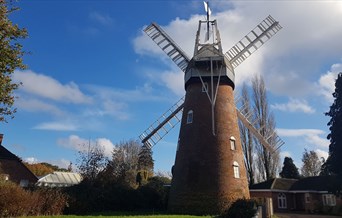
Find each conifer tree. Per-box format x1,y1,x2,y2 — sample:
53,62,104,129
279,157,300,179
325,73,342,176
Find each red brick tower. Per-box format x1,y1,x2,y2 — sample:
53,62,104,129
167,20,249,214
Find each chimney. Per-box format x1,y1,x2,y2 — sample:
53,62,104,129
0,134,3,145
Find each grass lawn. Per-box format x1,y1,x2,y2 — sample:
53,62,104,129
24,212,213,218
25,215,212,218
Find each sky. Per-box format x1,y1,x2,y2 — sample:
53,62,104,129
2,0,342,174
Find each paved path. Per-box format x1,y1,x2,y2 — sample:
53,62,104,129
275,213,342,218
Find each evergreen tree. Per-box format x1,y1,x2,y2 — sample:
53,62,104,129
325,72,342,176
279,157,300,179
137,143,154,185
0,0,27,122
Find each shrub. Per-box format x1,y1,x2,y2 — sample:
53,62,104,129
0,181,31,217
0,181,67,217
220,198,257,218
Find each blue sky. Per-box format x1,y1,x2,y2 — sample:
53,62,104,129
2,1,342,174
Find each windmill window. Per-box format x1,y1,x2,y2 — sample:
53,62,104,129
233,161,240,178
230,136,236,150
202,82,208,92
278,193,287,209
186,110,193,124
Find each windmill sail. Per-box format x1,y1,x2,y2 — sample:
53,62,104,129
139,97,185,149
144,23,190,72
225,15,282,69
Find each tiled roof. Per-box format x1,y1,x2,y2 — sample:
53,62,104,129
250,176,337,192
249,178,275,189
272,178,297,190
0,145,20,160
37,171,82,187
290,176,336,191
250,178,298,191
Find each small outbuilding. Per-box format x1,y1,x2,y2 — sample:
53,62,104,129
37,171,82,187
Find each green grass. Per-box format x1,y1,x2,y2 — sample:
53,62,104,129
24,215,212,218
23,212,213,218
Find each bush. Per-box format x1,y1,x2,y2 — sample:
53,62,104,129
64,176,171,214
220,198,257,218
0,181,67,217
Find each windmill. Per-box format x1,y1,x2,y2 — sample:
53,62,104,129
139,2,283,214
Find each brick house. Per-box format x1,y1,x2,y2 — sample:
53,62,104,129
250,176,342,215
0,134,37,187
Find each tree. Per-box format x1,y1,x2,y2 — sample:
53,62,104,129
301,149,322,177
324,72,342,176
279,157,300,179
106,139,141,188
24,162,69,176
239,83,255,185
252,75,280,181
76,142,108,181
137,143,154,185
0,0,27,122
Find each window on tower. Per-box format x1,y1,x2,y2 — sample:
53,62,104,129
230,136,236,150
186,110,193,124
233,161,240,178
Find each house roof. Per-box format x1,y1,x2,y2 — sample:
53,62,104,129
250,178,298,191
0,145,20,161
290,176,336,192
250,176,338,192
37,171,82,187
0,144,38,185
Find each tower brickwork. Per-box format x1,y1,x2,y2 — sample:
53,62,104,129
168,79,250,214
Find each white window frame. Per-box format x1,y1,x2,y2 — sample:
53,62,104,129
230,136,236,150
233,161,240,178
186,110,193,124
278,193,287,209
322,194,336,206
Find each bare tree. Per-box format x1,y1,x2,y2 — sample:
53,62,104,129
252,75,280,181
107,139,141,188
301,149,322,177
239,83,255,185
76,141,108,181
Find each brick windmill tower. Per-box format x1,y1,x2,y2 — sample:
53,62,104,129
140,2,283,214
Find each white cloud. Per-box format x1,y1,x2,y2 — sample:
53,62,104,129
57,135,114,157
280,151,291,159
24,157,38,164
33,122,78,131
89,11,113,26
315,149,329,161
271,98,315,114
317,62,342,102
13,70,92,104
160,70,185,97
16,97,64,116
277,128,329,148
